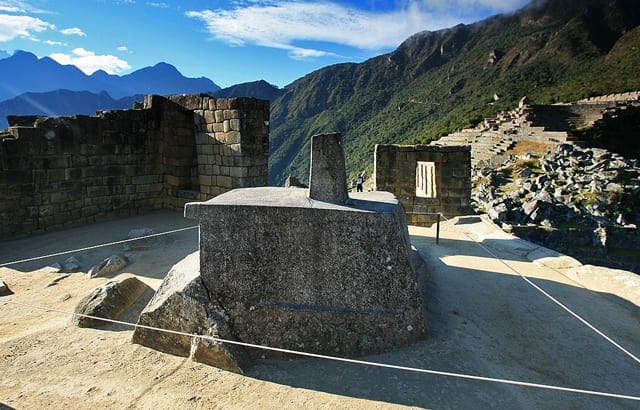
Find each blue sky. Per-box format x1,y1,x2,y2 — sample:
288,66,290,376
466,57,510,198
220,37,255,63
0,0,529,88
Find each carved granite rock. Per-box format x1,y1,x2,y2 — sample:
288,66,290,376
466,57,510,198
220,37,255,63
131,252,248,373
184,188,427,361
73,276,148,328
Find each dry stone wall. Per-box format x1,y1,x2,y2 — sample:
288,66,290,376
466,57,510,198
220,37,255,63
0,95,269,239
160,94,269,201
374,144,471,226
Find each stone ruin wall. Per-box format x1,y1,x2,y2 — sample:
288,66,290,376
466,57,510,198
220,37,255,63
374,144,471,226
576,90,640,105
0,94,269,240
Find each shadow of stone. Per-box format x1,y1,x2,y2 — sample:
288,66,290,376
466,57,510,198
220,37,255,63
0,211,198,279
242,235,640,408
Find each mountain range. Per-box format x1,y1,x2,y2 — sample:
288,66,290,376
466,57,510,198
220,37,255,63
0,50,224,128
0,50,219,101
0,78,281,129
267,0,640,184
1,0,640,186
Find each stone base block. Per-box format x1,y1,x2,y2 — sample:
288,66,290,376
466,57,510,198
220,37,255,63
183,187,426,362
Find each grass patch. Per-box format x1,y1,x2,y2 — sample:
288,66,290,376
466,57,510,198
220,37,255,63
505,141,554,156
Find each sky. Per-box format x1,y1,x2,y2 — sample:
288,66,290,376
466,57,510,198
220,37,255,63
0,0,529,88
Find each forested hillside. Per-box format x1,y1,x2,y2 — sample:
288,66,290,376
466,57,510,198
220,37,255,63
268,0,640,185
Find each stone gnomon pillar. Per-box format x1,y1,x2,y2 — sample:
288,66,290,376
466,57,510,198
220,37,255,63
308,133,348,204
133,132,426,372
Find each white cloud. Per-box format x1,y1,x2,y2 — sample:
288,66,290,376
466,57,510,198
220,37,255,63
0,0,49,15
60,27,85,36
147,2,169,8
187,1,528,59
186,1,474,58
0,6,21,12
0,13,53,41
44,39,65,46
117,45,128,51
49,47,131,74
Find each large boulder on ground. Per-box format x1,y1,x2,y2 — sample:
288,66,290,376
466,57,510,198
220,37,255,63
131,252,248,373
73,276,148,327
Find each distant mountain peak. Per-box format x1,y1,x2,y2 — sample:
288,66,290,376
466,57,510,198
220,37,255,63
9,49,38,62
0,50,220,101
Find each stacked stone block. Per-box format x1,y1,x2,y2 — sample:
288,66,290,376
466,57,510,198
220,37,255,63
160,95,269,201
374,144,471,226
0,95,270,240
0,112,164,239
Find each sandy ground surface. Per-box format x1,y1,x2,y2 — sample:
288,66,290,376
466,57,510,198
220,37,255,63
1,211,639,409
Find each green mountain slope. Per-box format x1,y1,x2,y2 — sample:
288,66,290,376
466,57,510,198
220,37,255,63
268,0,640,185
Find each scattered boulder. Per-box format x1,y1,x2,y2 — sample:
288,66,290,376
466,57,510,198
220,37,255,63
123,228,163,251
73,277,148,328
61,256,81,272
88,254,129,278
48,257,81,274
472,143,640,272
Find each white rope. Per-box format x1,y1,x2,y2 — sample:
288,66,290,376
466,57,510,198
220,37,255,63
0,226,199,268
2,299,639,402
439,215,640,365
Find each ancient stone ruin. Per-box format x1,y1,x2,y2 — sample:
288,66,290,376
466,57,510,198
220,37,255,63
0,94,269,240
374,144,472,226
132,133,427,372
473,143,640,273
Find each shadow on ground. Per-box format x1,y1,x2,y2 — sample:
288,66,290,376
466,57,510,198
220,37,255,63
0,210,198,280
246,232,640,408
2,213,638,408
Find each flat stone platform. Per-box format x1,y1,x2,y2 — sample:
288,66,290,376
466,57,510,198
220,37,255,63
188,186,402,213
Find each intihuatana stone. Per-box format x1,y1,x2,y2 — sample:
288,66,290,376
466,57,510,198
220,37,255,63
183,187,426,363
134,128,428,372
307,133,348,205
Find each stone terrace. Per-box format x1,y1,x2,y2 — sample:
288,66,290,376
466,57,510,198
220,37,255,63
432,91,640,167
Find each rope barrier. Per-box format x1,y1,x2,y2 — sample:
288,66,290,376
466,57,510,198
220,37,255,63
438,214,640,365
1,215,638,402
0,226,199,268
2,298,639,402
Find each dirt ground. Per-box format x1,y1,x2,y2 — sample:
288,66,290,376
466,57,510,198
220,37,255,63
0,211,399,409
1,211,639,409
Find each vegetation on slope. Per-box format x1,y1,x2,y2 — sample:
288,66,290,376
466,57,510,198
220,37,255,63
268,0,640,185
